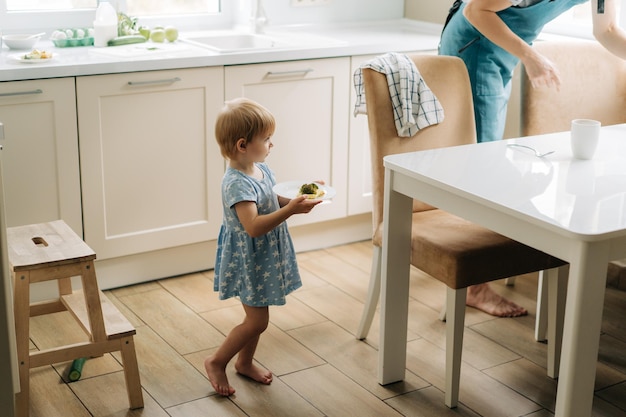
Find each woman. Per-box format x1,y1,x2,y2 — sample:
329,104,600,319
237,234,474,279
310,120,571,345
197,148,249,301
439,0,626,317
440,0,626,143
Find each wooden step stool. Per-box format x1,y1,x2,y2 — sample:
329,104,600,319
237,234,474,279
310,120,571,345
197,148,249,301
7,220,143,416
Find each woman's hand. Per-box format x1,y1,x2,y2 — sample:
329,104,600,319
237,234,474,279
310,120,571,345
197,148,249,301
522,50,561,91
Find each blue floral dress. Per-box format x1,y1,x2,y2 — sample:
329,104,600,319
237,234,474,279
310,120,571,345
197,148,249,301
214,163,302,306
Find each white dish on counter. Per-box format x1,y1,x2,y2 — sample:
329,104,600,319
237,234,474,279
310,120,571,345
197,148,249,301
3,33,42,50
9,52,55,64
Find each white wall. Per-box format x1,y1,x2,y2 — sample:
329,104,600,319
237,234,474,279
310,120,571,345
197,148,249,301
404,0,448,24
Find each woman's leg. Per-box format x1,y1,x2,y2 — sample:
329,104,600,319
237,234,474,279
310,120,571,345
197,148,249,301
473,80,512,143
204,304,270,396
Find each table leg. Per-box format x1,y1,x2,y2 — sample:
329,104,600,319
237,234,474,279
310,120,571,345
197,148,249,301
547,265,568,378
378,168,413,385
555,241,609,417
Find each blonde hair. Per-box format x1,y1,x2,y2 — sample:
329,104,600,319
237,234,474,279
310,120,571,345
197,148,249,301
215,98,276,159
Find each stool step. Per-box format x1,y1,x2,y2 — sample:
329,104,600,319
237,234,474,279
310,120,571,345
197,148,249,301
8,220,96,271
62,290,136,339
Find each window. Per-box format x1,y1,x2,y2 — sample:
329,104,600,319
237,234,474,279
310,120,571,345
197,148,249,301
4,0,219,13
126,0,220,17
124,0,227,31
0,0,229,34
6,0,96,10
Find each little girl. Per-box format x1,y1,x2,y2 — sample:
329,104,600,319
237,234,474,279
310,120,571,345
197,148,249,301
205,98,322,396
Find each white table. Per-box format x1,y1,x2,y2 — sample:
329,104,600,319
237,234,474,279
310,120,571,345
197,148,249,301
379,124,626,417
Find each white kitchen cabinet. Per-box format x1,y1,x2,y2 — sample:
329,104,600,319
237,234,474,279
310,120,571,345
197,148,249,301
348,54,376,216
225,57,350,227
76,67,224,285
0,78,82,234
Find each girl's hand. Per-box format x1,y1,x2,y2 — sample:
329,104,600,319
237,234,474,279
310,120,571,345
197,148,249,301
523,50,561,91
287,195,322,214
236,196,320,238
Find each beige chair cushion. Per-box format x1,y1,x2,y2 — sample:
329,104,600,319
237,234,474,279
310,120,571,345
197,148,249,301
373,210,564,289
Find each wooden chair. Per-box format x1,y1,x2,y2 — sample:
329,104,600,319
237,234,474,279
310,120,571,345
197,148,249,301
522,39,626,342
7,220,143,417
356,54,567,408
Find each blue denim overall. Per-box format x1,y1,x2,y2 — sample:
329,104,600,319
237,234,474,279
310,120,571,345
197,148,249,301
439,0,587,142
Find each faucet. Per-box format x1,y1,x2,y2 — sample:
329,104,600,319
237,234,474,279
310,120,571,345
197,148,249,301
250,0,268,34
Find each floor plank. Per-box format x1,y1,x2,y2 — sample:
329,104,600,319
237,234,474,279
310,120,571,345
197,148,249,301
23,240,626,417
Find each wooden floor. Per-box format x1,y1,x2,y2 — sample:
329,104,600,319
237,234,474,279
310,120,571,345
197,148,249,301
26,240,626,417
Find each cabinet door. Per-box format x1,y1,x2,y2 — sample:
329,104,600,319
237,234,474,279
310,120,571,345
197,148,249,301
77,67,224,260
225,57,350,227
348,55,376,216
0,78,82,234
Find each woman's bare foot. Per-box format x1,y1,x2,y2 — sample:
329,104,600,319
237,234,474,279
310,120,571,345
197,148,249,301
204,357,236,396
466,283,528,317
235,362,273,385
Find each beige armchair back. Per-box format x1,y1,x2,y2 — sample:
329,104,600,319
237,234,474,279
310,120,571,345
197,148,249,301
364,54,476,236
522,39,626,136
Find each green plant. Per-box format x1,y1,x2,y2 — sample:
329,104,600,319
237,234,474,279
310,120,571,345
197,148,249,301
117,12,138,36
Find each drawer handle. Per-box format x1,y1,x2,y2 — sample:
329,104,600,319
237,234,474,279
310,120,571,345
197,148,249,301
0,89,43,97
127,77,182,86
265,69,314,77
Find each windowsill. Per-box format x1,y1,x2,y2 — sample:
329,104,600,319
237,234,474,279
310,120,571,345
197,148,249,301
536,31,595,43
541,22,594,40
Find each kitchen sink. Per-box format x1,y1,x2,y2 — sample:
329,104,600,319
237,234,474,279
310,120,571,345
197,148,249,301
182,33,292,53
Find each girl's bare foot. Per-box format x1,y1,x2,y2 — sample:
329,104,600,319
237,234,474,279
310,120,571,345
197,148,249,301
204,357,236,396
466,283,528,317
235,362,273,385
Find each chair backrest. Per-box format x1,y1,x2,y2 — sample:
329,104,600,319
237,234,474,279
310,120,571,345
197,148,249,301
522,39,626,136
363,54,476,231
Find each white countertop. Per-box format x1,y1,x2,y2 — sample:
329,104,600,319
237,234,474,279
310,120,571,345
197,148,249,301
0,19,442,82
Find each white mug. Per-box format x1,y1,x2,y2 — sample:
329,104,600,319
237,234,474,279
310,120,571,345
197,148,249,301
570,119,600,160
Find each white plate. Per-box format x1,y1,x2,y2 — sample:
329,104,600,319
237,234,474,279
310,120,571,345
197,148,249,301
9,52,55,64
273,181,336,201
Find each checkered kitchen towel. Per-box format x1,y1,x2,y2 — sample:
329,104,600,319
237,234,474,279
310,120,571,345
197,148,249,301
353,52,444,137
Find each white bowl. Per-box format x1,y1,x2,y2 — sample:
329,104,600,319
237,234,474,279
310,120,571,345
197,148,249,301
3,34,42,50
